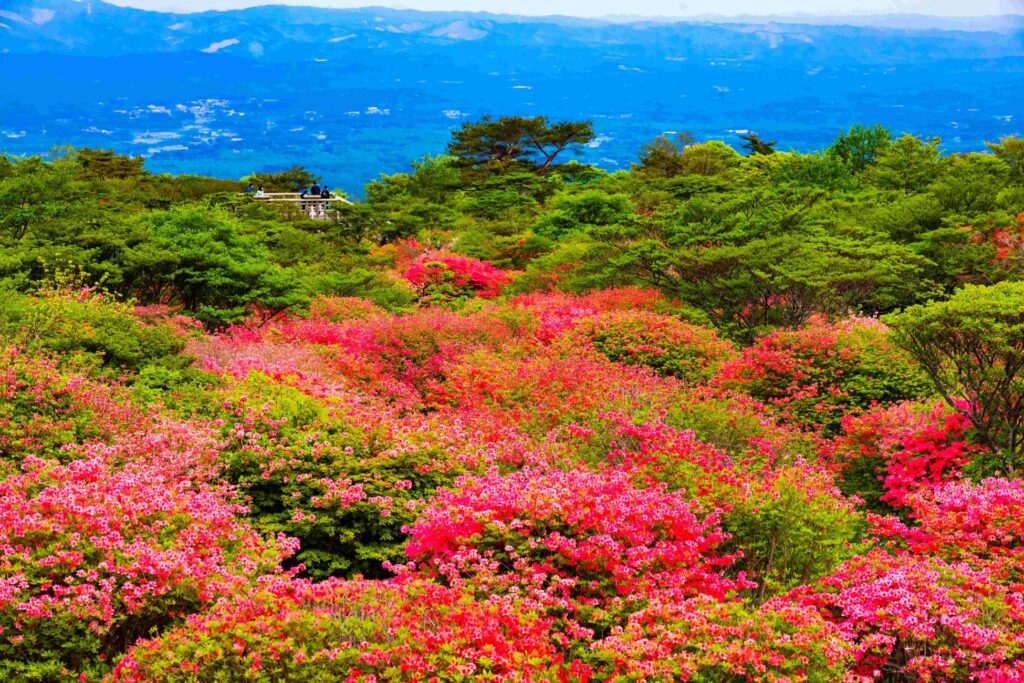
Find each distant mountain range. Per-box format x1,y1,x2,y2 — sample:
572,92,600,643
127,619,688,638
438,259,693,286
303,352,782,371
2,0,1023,194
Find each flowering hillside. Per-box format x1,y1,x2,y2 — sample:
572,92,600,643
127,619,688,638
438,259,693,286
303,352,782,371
2,133,1024,680
0,280,1022,681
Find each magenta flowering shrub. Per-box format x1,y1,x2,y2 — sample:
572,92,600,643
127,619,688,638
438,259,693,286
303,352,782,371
803,550,1024,681
404,466,748,636
0,428,294,680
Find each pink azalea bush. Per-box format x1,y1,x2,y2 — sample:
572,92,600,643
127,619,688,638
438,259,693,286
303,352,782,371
801,549,1024,681
0,426,294,680
403,466,749,636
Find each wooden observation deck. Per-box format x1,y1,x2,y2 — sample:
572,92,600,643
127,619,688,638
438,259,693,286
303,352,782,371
251,192,352,220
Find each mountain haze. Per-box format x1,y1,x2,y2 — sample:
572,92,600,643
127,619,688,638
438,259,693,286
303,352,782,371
2,0,1022,193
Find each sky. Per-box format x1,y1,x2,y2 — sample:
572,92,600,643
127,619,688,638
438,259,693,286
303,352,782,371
101,0,1024,17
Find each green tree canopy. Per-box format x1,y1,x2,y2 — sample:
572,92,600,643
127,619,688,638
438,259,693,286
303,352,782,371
447,116,594,174
887,281,1024,474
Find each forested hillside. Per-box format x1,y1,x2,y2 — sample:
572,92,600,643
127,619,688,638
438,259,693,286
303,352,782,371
2,121,1024,681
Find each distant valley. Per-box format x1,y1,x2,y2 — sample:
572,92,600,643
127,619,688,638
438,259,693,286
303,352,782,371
2,0,1023,195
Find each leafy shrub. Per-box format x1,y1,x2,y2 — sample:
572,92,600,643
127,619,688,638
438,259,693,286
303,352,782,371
563,310,735,383
870,477,1024,584
110,578,589,683
717,316,931,434
213,377,461,579
0,284,186,373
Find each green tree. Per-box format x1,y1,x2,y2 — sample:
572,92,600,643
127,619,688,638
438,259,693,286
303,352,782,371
135,205,303,327
929,153,1008,216
533,189,632,238
77,148,146,180
827,123,893,172
866,134,942,193
739,132,778,156
887,281,1024,474
986,135,1024,183
0,154,78,241
447,116,594,173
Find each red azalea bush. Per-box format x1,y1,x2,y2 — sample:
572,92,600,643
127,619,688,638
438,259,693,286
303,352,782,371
824,401,979,509
403,466,748,637
430,343,683,434
109,577,591,683
403,251,511,304
966,212,1024,267
717,316,931,434
506,287,678,343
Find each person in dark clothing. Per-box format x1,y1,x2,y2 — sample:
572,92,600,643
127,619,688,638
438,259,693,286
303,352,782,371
245,183,254,193
320,185,330,198
310,182,321,195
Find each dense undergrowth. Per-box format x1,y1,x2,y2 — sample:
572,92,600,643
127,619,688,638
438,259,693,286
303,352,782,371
1,125,1024,680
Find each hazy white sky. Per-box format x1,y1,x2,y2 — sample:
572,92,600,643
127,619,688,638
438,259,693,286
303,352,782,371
101,0,1024,17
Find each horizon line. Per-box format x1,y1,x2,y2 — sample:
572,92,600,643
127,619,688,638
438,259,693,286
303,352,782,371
93,0,1024,20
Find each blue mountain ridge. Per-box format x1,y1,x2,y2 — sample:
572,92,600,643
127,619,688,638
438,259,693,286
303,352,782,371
2,0,1022,195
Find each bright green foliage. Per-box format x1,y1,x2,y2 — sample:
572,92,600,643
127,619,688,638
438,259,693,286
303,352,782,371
826,123,893,171
0,276,186,373
866,134,942,193
721,463,866,599
534,189,632,238
887,281,1024,474
137,205,304,326
930,153,1008,215
986,135,1024,183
